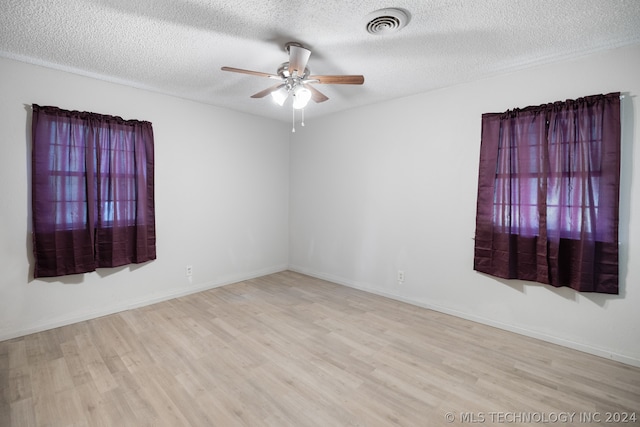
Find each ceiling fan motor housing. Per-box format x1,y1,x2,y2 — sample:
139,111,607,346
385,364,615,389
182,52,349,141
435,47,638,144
277,62,310,80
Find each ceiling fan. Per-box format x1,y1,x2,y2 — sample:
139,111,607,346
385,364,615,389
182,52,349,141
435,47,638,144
221,42,364,113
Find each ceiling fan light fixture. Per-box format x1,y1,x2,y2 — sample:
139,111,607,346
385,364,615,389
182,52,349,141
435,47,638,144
292,86,312,109
364,8,410,35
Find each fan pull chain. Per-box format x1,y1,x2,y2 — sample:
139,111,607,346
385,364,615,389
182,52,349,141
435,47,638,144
291,106,307,132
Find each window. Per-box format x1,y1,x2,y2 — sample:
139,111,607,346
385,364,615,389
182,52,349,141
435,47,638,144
474,93,621,294
32,105,156,278
491,118,545,237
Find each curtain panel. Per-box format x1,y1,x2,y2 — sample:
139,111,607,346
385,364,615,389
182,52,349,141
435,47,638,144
474,93,620,294
31,105,156,278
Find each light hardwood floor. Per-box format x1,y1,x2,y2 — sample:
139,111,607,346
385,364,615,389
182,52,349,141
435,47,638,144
1,271,639,426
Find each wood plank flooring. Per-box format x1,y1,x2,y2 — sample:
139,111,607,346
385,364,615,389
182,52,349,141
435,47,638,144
1,271,639,426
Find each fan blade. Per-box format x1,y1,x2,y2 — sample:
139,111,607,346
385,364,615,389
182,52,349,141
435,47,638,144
308,75,365,85
288,45,311,76
250,83,285,99
221,66,280,80
306,85,329,103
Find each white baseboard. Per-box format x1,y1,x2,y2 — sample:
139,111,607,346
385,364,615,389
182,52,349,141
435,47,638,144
0,265,288,342
288,265,640,368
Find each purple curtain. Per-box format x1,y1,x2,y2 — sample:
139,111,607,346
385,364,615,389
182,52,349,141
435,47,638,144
32,105,156,278
474,93,620,294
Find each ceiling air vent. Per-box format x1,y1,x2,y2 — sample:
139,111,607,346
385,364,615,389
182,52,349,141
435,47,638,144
364,8,410,35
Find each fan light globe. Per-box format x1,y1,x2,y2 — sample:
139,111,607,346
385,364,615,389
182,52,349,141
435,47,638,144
271,87,288,106
292,86,312,109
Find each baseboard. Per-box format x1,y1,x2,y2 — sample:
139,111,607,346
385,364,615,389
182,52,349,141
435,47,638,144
288,265,640,368
0,264,288,342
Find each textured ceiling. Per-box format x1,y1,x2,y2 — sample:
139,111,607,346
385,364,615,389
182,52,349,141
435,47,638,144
2,0,640,122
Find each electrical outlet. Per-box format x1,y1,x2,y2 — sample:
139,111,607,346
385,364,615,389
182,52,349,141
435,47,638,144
397,270,405,283
186,265,193,277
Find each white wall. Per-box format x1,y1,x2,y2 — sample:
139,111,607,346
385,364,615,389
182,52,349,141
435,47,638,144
0,56,290,340
289,43,640,366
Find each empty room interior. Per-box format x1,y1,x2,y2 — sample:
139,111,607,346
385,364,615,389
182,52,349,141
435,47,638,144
1,1,640,426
